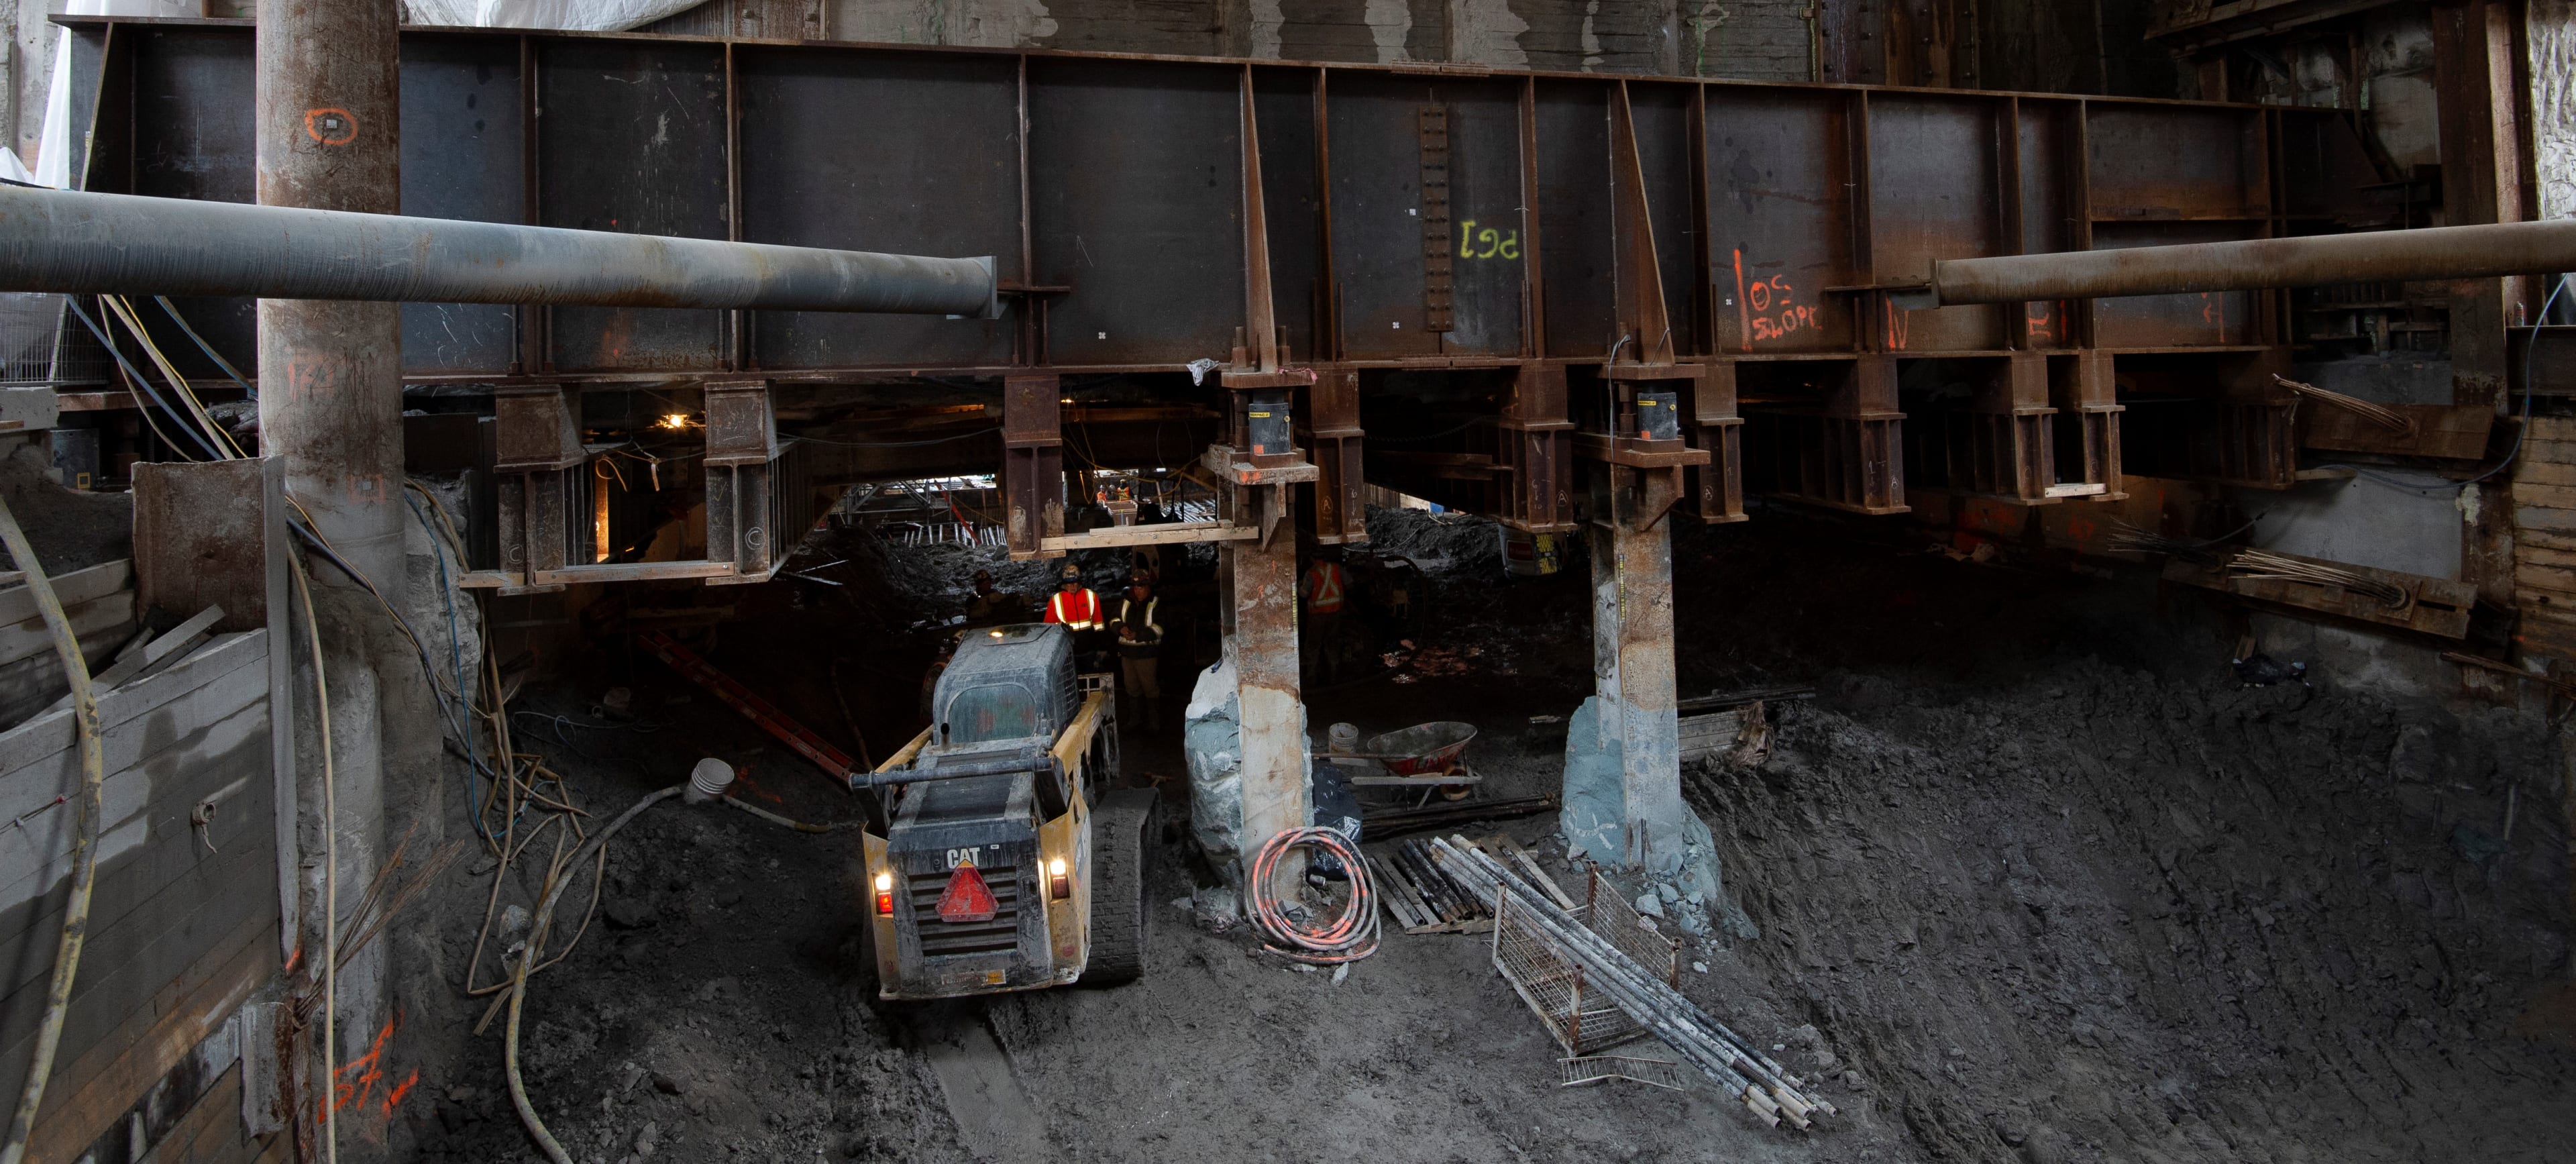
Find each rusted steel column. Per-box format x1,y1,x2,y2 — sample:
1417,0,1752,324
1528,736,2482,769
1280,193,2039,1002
1497,363,1576,531
1303,370,1367,545
257,0,403,586
1582,462,1684,867
1002,375,1065,561
1224,486,1308,888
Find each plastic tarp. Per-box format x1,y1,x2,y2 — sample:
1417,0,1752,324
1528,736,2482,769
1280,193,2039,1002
1181,651,1246,884
402,0,706,32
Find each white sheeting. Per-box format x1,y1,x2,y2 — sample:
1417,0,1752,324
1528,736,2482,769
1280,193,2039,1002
405,0,704,31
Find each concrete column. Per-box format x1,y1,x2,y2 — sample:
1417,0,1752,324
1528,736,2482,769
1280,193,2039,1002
1560,461,1750,937
255,0,402,1117
1578,462,1684,857
258,0,405,586
1225,484,1309,888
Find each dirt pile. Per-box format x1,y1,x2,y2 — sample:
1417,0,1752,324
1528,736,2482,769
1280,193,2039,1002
1364,505,1503,576
1690,659,2570,1163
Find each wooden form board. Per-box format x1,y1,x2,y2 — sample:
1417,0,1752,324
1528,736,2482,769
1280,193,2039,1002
0,560,135,668
1677,708,1746,765
2510,417,2576,659
0,630,281,1161
2163,552,2476,639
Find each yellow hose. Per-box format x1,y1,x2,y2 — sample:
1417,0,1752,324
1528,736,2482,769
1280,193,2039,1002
287,555,339,1164
0,493,107,1164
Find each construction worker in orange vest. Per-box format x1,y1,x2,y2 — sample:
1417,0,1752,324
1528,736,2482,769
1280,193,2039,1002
1045,563,1102,630
1303,548,1349,683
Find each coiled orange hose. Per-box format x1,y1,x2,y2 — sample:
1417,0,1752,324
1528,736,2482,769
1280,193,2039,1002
1247,827,1379,964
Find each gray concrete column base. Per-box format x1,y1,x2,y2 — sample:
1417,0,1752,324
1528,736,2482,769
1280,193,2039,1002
1178,647,1312,891
1559,694,1758,939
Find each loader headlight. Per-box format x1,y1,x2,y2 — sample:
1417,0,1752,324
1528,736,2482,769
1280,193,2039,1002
873,869,894,916
1048,857,1070,900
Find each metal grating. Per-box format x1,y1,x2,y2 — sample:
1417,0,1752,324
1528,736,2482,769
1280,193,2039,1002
1560,1053,1690,1091
1490,864,1680,1057
908,866,1023,956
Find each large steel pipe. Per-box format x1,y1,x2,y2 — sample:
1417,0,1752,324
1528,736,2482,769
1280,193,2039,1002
1911,219,2576,307
0,184,998,316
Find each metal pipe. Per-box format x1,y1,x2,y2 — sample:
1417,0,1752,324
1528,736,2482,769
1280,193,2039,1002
0,184,1000,317
859,751,1054,788
1908,219,2576,308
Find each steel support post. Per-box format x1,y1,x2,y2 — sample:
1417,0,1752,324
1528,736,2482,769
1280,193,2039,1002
1002,375,1065,561
1581,461,1685,867
1303,370,1367,545
1218,480,1309,889
1969,352,2058,505
1560,457,1750,936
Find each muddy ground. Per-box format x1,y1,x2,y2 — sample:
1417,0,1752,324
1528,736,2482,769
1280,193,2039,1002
383,507,2576,1164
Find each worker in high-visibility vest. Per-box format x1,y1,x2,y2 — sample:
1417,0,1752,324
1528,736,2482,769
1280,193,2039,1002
1112,577,1164,729
1303,549,1349,682
1044,563,1102,630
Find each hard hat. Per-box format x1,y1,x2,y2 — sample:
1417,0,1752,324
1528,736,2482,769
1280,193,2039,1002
1061,564,1083,581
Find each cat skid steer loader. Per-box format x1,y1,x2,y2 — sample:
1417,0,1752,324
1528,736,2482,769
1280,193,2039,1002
858,623,1153,999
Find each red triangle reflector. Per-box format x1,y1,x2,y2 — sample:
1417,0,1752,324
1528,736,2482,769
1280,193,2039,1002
938,865,998,924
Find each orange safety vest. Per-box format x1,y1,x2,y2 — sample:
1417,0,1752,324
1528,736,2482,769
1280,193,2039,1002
1304,562,1346,613
1047,588,1102,629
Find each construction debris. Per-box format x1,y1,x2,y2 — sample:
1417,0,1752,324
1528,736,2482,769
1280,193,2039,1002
1360,793,1559,838
1430,837,1839,1130
1491,857,1680,1057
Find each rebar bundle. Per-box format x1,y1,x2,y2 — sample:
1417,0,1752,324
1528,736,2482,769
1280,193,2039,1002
2102,519,2231,567
2273,374,2418,437
2225,547,2412,609
1427,837,1838,1130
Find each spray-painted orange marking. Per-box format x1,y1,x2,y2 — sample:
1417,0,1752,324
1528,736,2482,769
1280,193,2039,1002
304,107,360,146
320,1014,419,1122
380,1069,420,1116
1731,248,1752,352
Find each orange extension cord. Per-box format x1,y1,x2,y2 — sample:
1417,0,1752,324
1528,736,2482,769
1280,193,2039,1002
1247,827,1381,965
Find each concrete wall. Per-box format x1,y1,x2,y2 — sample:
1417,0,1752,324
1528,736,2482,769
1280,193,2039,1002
2237,475,2467,582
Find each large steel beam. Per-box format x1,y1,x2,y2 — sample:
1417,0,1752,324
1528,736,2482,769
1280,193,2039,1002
0,185,1000,317
1906,220,2576,309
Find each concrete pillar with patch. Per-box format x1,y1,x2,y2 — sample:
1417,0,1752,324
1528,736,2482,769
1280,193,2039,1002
1557,81,1752,938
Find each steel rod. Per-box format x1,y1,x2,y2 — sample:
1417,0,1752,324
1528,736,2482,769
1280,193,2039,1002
1914,219,2576,307
0,184,997,316
1433,837,1835,1125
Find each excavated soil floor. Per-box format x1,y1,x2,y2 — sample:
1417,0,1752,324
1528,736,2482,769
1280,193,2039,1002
386,507,2576,1164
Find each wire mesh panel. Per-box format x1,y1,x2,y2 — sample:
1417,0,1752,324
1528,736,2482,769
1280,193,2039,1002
0,294,109,386
1560,1053,1690,1091
1490,865,1680,1057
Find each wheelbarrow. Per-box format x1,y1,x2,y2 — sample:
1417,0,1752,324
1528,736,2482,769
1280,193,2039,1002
1324,721,1482,805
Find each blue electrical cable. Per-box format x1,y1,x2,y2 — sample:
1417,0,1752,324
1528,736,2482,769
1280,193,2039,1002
60,295,225,462
405,489,496,843
151,295,256,399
